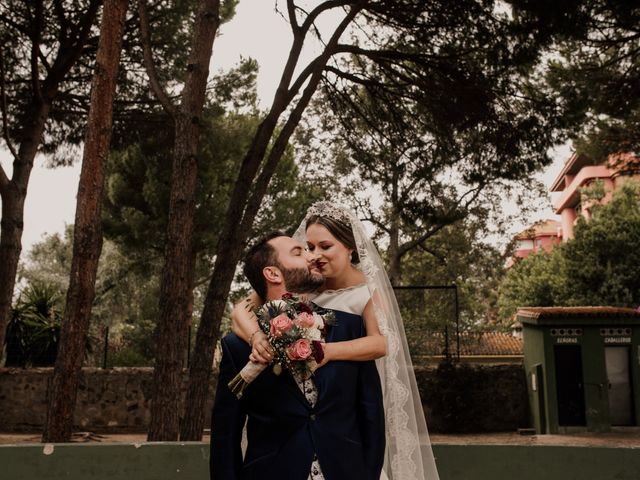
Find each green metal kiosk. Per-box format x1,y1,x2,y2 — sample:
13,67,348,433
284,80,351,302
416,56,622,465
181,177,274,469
518,306,640,434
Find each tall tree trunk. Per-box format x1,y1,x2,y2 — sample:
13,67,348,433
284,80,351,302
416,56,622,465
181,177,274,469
180,2,366,441
178,108,289,441
42,0,128,442
147,0,220,442
0,0,101,364
387,166,402,286
388,227,402,287
0,99,51,359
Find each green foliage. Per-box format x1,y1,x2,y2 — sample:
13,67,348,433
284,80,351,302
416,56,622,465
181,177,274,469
498,183,640,319
18,228,160,366
0,0,202,161
579,178,606,203
304,0,563,286
103,60,261,309
396,220,507,358
563,183,640,306
498,248,567,320
106,347,152,368
541,1,640,162
6,284,64,367
417,362,529,433
220,0,239,23
18,228,74,293
103,58,328,300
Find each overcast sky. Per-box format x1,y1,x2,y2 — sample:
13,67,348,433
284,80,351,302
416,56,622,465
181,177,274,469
0,1,568,255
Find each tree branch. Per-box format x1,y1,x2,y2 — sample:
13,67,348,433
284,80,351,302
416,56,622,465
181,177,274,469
37,47,52,74
301,0,351,34
72,0,102,48
48,0,101,84
286,0,299,32
0,46,18,161
52,0,69,44
332,43,467,62
0,161,8,194
397,222,448,259
415,242,444,262
31,0,44,100
362,215,390,234
396,185,485,259
402,167,427,199
240,1,366,232
137,0,177,117
324,65,391,91
265,5,310,116
323,75,399,152
286,54,325,102
0,13,31,36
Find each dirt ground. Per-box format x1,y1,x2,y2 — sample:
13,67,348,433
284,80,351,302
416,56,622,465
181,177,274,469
2,431,639,447
429,431,640,447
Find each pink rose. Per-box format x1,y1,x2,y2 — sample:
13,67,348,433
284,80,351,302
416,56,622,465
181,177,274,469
293,312,315,329
270,313,293,338
287,339,312,361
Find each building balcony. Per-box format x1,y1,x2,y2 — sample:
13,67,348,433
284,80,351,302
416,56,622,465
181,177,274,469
552,165,614,214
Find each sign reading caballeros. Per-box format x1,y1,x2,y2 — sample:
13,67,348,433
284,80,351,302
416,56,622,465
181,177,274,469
604,337,632,344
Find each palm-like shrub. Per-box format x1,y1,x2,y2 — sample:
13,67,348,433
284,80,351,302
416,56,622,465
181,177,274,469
5,284,64,367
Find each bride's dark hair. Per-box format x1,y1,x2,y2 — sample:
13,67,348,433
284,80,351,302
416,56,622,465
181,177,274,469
305,215,360,264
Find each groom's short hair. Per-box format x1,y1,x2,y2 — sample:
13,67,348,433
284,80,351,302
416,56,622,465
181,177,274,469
243,230,286,301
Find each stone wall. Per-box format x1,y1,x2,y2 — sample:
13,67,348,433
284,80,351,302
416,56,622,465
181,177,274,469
0,367,217,432
0,363,527,433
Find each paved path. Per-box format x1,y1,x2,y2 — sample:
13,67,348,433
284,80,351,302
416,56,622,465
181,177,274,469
430,431,640,447
2,431,640,447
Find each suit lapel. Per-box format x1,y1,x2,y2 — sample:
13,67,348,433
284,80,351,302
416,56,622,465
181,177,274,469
313,313,342,406
276,368,313,409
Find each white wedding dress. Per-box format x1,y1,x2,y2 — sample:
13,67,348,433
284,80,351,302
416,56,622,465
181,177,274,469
296,202,440,480
311,283,390,480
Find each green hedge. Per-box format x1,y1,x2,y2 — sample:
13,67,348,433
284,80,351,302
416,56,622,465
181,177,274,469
417,362,529,433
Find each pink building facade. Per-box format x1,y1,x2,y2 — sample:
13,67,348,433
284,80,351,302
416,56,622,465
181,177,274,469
507,219,561,267
550,152,639,241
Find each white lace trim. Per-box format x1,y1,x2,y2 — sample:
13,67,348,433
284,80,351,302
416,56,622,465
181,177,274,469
317,282,367,294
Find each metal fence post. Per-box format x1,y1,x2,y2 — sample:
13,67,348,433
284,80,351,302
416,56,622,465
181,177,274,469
102,327,109,369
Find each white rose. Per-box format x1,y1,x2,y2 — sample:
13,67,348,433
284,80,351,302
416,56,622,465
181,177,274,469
306,327,322,341
313,312,325,329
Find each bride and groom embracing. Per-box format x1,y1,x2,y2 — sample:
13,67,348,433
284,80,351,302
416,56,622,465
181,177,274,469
210,202,440,480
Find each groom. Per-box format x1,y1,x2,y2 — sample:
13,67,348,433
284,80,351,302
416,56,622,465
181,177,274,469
210,231,385,480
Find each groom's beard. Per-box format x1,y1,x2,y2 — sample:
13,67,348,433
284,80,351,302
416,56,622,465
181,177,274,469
281,266,324,293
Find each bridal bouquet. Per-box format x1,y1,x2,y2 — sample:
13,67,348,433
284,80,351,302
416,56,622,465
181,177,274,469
228,293,335,399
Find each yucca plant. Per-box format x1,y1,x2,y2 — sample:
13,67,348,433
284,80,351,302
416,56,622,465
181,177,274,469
5,283,64,367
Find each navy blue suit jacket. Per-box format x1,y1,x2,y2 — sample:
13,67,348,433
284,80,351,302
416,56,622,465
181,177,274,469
210,309,385,480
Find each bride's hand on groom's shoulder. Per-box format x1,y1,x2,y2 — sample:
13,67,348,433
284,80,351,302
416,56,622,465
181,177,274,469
249,331,273,364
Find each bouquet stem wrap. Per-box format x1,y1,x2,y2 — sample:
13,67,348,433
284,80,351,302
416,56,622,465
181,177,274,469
228,361,268,399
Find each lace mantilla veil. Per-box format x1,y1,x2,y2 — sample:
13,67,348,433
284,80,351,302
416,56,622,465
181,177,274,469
294,202,440,480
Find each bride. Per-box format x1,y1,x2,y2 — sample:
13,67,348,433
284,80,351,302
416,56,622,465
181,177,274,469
232,201,440,480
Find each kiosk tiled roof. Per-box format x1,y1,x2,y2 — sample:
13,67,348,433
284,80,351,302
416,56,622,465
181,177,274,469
424,332,523,356
516,306,640,326
518,306,640,318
